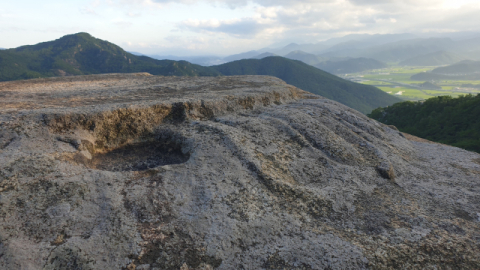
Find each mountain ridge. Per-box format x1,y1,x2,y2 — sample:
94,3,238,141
0,32,221,81
211,56,401,113
399,51,465,66
283,50,325,66
315,57,387,74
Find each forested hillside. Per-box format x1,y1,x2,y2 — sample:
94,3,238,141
369,94,480,153
212,56,401,114
0,33,220,81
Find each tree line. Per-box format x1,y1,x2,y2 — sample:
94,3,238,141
368,94,480,153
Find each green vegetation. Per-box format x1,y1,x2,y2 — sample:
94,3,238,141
346,65,480,101
368,94,480,153
419,81,441,90
0,32,220,81
315,57,387,74
211,56,402,114
377,87,432,100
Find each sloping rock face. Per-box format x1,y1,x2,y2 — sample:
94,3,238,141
0,73,479,269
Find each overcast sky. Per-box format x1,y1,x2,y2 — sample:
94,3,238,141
1,0,480,56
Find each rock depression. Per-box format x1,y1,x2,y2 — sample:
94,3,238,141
0,73,479,269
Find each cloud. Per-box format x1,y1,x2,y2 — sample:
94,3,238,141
158,35,232,52
80,0,102,15
181,0,480,39
179,18,270,37
126,12,142,17
411,3,480,32
68,0,480,55
0,9,17,19
80,7,98,15
114,0,331,9
113,20,134,28
128,0,445,9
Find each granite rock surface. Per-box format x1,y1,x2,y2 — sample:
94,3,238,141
0,73,479,269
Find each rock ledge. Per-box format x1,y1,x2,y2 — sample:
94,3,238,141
1,74,479,269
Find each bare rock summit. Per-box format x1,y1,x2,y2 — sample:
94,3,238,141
0,73,479,269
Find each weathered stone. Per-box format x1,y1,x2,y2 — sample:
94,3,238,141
0,73,479,269
376,161,395,180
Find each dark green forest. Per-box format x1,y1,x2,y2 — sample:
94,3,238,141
368,94,480,153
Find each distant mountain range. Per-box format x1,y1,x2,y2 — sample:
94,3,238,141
247,51,387,75
315,58,387,74
185,32,480,68
351,38,456,63
0,33,401,114
270,33,419,56
0,33,220,81
147,34,429,66
141,32,480,74
211,57,401,113
283,50,326,66
411,60,480,80
251,52,277,59
148,55,225,66
399,51,464,66
223,50,263,63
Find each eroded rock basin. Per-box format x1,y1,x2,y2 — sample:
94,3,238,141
78,140,190,172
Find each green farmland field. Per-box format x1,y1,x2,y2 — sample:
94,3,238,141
377,87,432,101
344,66,480,101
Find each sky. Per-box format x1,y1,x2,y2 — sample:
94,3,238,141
1,0,480,56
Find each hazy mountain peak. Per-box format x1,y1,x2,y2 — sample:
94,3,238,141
315,57,387,74
251,52,277,59
283,42,300,48
283,50,325,65
285,50,311,55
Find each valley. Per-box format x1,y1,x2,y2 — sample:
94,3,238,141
342,65,480,101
